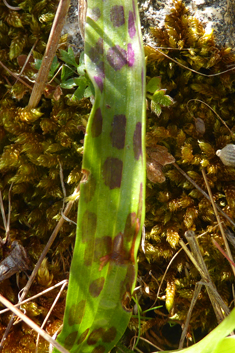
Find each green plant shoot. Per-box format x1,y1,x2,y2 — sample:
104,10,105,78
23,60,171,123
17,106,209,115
53,0,146,352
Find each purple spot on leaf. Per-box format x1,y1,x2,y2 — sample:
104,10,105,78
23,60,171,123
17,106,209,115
89,38,103,63
84,242,94,266
83,173,96,203
89,277,105,298
128,11,136,38
91,346,106,353
94,76,103,92
103,157,123,189
124,212,137,242
81,210,97,242
110,5,125,27
64,331,78,350
110,114,126,149
87,328,105,345
91,7,101,21
133,122,142,160
97,61,105,78
102,327,117,343
127,43,135,67
77,328,90,345
68,300,86,326
91,107,103,137
107,45,127,71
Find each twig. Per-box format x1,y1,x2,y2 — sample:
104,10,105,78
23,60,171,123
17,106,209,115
173,163,235,228
147,45,235,78
0,280,67,315
180,233,230,323
201,168,235,277
0,183,80,350
187,99,234,136
179,282,202,349
35,280,67,353
0,294,69,353
2,0,21,11
28,0,71,108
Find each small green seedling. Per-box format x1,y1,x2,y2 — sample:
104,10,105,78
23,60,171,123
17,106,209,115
146,76,174,116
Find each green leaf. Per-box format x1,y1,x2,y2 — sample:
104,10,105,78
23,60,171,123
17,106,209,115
59,47,78,68
146,76,161,93
61,65,74,82
49,56,59,78
60,78,76,89
151,100,162,116
160,307,235,353
84,84,94,98
152,89,174,107
213,337,235,353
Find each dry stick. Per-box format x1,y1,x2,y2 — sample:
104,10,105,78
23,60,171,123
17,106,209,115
212,239,235,268
0,60,33,90
0,184,80,350
184,231,230,320
35,280,68,353
27,0,71,109
173,163,235,228
187,99,234,136
201,168,235,277
179,235,229,324
179,282,202,349
0,294,69,353
148,45,235,78
0,279,67,315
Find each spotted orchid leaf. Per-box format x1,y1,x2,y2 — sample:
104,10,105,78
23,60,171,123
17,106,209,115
53,0,146,352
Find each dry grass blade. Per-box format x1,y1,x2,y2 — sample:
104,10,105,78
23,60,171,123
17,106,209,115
0,294,69,353
201,168,235,277
35,280,67,353
173,163,235,228
0,183,80,350
0,280,67,315
28,0,71,109
187,99,234,136
147,45,235,78
179,282,202,349
183,231,230,321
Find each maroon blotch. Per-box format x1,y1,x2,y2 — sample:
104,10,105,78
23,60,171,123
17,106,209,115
128,11,136,38
64,331,78,350
141,67,144,95
133,122,142,160
102,157,123,189
94,76,103,92
132,0,136,19
84,241,94,266
89,277,105,298
68,300,86,326
91,346,106,353
91,107,103,138
77,328,90,345
91,7,101,21
81,210,97,242
124,212,137,242
89,38,104,63
83,173,96,203
127,43,135,67
102,327,117,343
87,328,105,345
110,114,126,149
97,61,105,78
110,5,125,27
94,236,112,262
107,45,127,71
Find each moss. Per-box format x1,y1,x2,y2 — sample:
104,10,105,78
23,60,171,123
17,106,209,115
137,0,235,349
0,0,235,351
